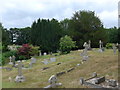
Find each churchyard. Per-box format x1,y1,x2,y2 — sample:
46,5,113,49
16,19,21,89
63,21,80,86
1,48,118,88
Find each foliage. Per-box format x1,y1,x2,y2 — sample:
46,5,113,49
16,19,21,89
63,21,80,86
29,45,39,56
61,10,106,48
106,43,113,49
9,27,31,45
59,35,76,54
2,50,17,65
31,18,64,53
17,44,32,60
105,27,118,43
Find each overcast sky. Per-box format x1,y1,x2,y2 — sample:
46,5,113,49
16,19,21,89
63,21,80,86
0,0,118,29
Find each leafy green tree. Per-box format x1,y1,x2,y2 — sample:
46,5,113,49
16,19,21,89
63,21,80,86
67,10,105,48
31,18,63,53
59,35,76,54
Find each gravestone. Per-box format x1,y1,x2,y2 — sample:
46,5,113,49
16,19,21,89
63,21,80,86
9,56,13,65
112,44,117,54
12,55,16,67
108,79,117,87
50,57,56,62
98,40,103,52
44,75,62,88
94,76,105,84
88,40,92,50
15,61,25,82
41,59,49,65
29,57,36,68
92,72,97,77
39,50,41,56
82,42,89,61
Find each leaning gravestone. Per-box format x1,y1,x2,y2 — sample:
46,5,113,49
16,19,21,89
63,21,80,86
44,75,62,88
15,61,25,82
9,56,13,65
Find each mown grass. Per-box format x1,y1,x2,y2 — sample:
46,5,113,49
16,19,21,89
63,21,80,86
2,49,118,88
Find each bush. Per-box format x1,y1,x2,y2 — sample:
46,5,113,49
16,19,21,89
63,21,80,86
2,50,17,65
59,35,76,54
106,43,113,49
17,44,32,60
29,46,39,56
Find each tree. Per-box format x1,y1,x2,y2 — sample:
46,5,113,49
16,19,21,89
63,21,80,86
67,10,105,48
31,18,63,54
59,35,76,54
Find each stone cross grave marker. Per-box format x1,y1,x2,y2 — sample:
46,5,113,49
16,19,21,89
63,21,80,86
9,56,13,65
44,75,62,88
112,44,117,54
50,57,56,62
15,61,25,82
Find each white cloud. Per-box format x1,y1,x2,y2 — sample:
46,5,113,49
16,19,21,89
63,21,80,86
0,0,119,29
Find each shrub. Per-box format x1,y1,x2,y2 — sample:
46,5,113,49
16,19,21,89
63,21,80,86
17,44,32,60
106,43,113,49
59,35,76,54
2,50,17,65
29,46,39,56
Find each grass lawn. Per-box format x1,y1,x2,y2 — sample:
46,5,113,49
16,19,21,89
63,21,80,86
2,49,118,88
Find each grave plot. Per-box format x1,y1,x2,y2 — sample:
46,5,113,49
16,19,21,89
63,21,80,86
80,72,119,89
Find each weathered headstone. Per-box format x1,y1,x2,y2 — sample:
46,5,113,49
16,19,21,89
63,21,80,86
82,42,89,61
39,50,41,56
9,56,13,65
15,61,25,82
44,75,62,88
50,57,56,62
113,44,117,54
98,40,103,52
94,76,105,84
88,40,92,50
41,59,49,65
92,72,97,77
108,79,117,87
29,57,36,68
12,55,16,67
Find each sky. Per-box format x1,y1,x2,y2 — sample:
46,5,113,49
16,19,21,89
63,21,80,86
0,0,119,29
